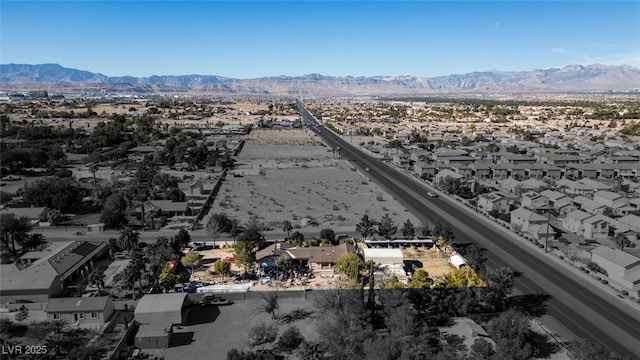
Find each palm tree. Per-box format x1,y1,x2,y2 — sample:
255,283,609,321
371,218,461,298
88,162,99,199
614,232,632,250
118,226,140,253
282,220,293,240
121,263,141,300
88,269,106,294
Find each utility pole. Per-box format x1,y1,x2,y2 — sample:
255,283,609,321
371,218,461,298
545,205,552,253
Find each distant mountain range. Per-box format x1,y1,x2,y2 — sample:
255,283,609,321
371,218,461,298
1,63,640,95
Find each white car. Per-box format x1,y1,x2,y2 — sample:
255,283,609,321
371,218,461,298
427,191,438,197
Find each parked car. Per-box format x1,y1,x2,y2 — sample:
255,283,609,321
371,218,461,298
200,294,233,306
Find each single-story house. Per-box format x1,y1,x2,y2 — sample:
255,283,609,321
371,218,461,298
287,243,356,272
149,200,190,217
0,241,108,303
45,296,114,325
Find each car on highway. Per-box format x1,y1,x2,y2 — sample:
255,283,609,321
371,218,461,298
427,191,438,197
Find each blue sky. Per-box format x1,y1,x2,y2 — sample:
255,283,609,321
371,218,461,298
1,1,639,78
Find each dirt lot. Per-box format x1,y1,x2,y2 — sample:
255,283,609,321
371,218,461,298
210,129,421,238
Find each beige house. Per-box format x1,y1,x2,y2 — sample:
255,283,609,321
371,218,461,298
45,296,114,325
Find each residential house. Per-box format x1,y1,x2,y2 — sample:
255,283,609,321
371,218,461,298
286,243,356,272
392,153,412,169
150,200,190,218
582,214,611,240
410,150,431,163
468,162,492,179
443,156,475,167
591,246,640,295
616,214,640,233
617,164,639,181
526,163,547,180
573,196,607,215
434,149,468,164
598,163,618,179
520,178,548,192
502,154,537,166
593,190,628,214
0,241,108,303
521,192,549,211
45,296,114,325
545,165,563,180
435,169,465,184
490,164,511,180
561,210,593,236
413,161,437,179
477,193,511,214
573,163,598,180
540,190,574,214
542,154,583,166
511,165,527,180
562,164,581,180
510,207,547,233
449,164,473,178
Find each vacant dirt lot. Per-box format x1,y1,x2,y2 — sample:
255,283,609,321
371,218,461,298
212,129,420,238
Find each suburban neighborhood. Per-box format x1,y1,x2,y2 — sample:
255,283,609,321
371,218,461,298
0,91,639,360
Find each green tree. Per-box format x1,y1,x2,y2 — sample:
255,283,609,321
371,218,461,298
470,338,496,359
408,268,432,288
334,253,362,282
356,214,376,238
401,219,415,238
320,228,336,244
100,192,128,229
289,231,304,246
22,177,82,212
613,232,632,250
121,263,141,300
433,266,486,288
377,214,398,239
0,213,31,258
213,259,231,279
234,240,257,273
181,251,202,274
485,308,537,360
22,233,45,252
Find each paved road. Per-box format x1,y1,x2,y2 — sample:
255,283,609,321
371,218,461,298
299,102,640,359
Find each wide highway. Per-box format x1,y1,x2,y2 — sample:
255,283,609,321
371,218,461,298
298,102,640,358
